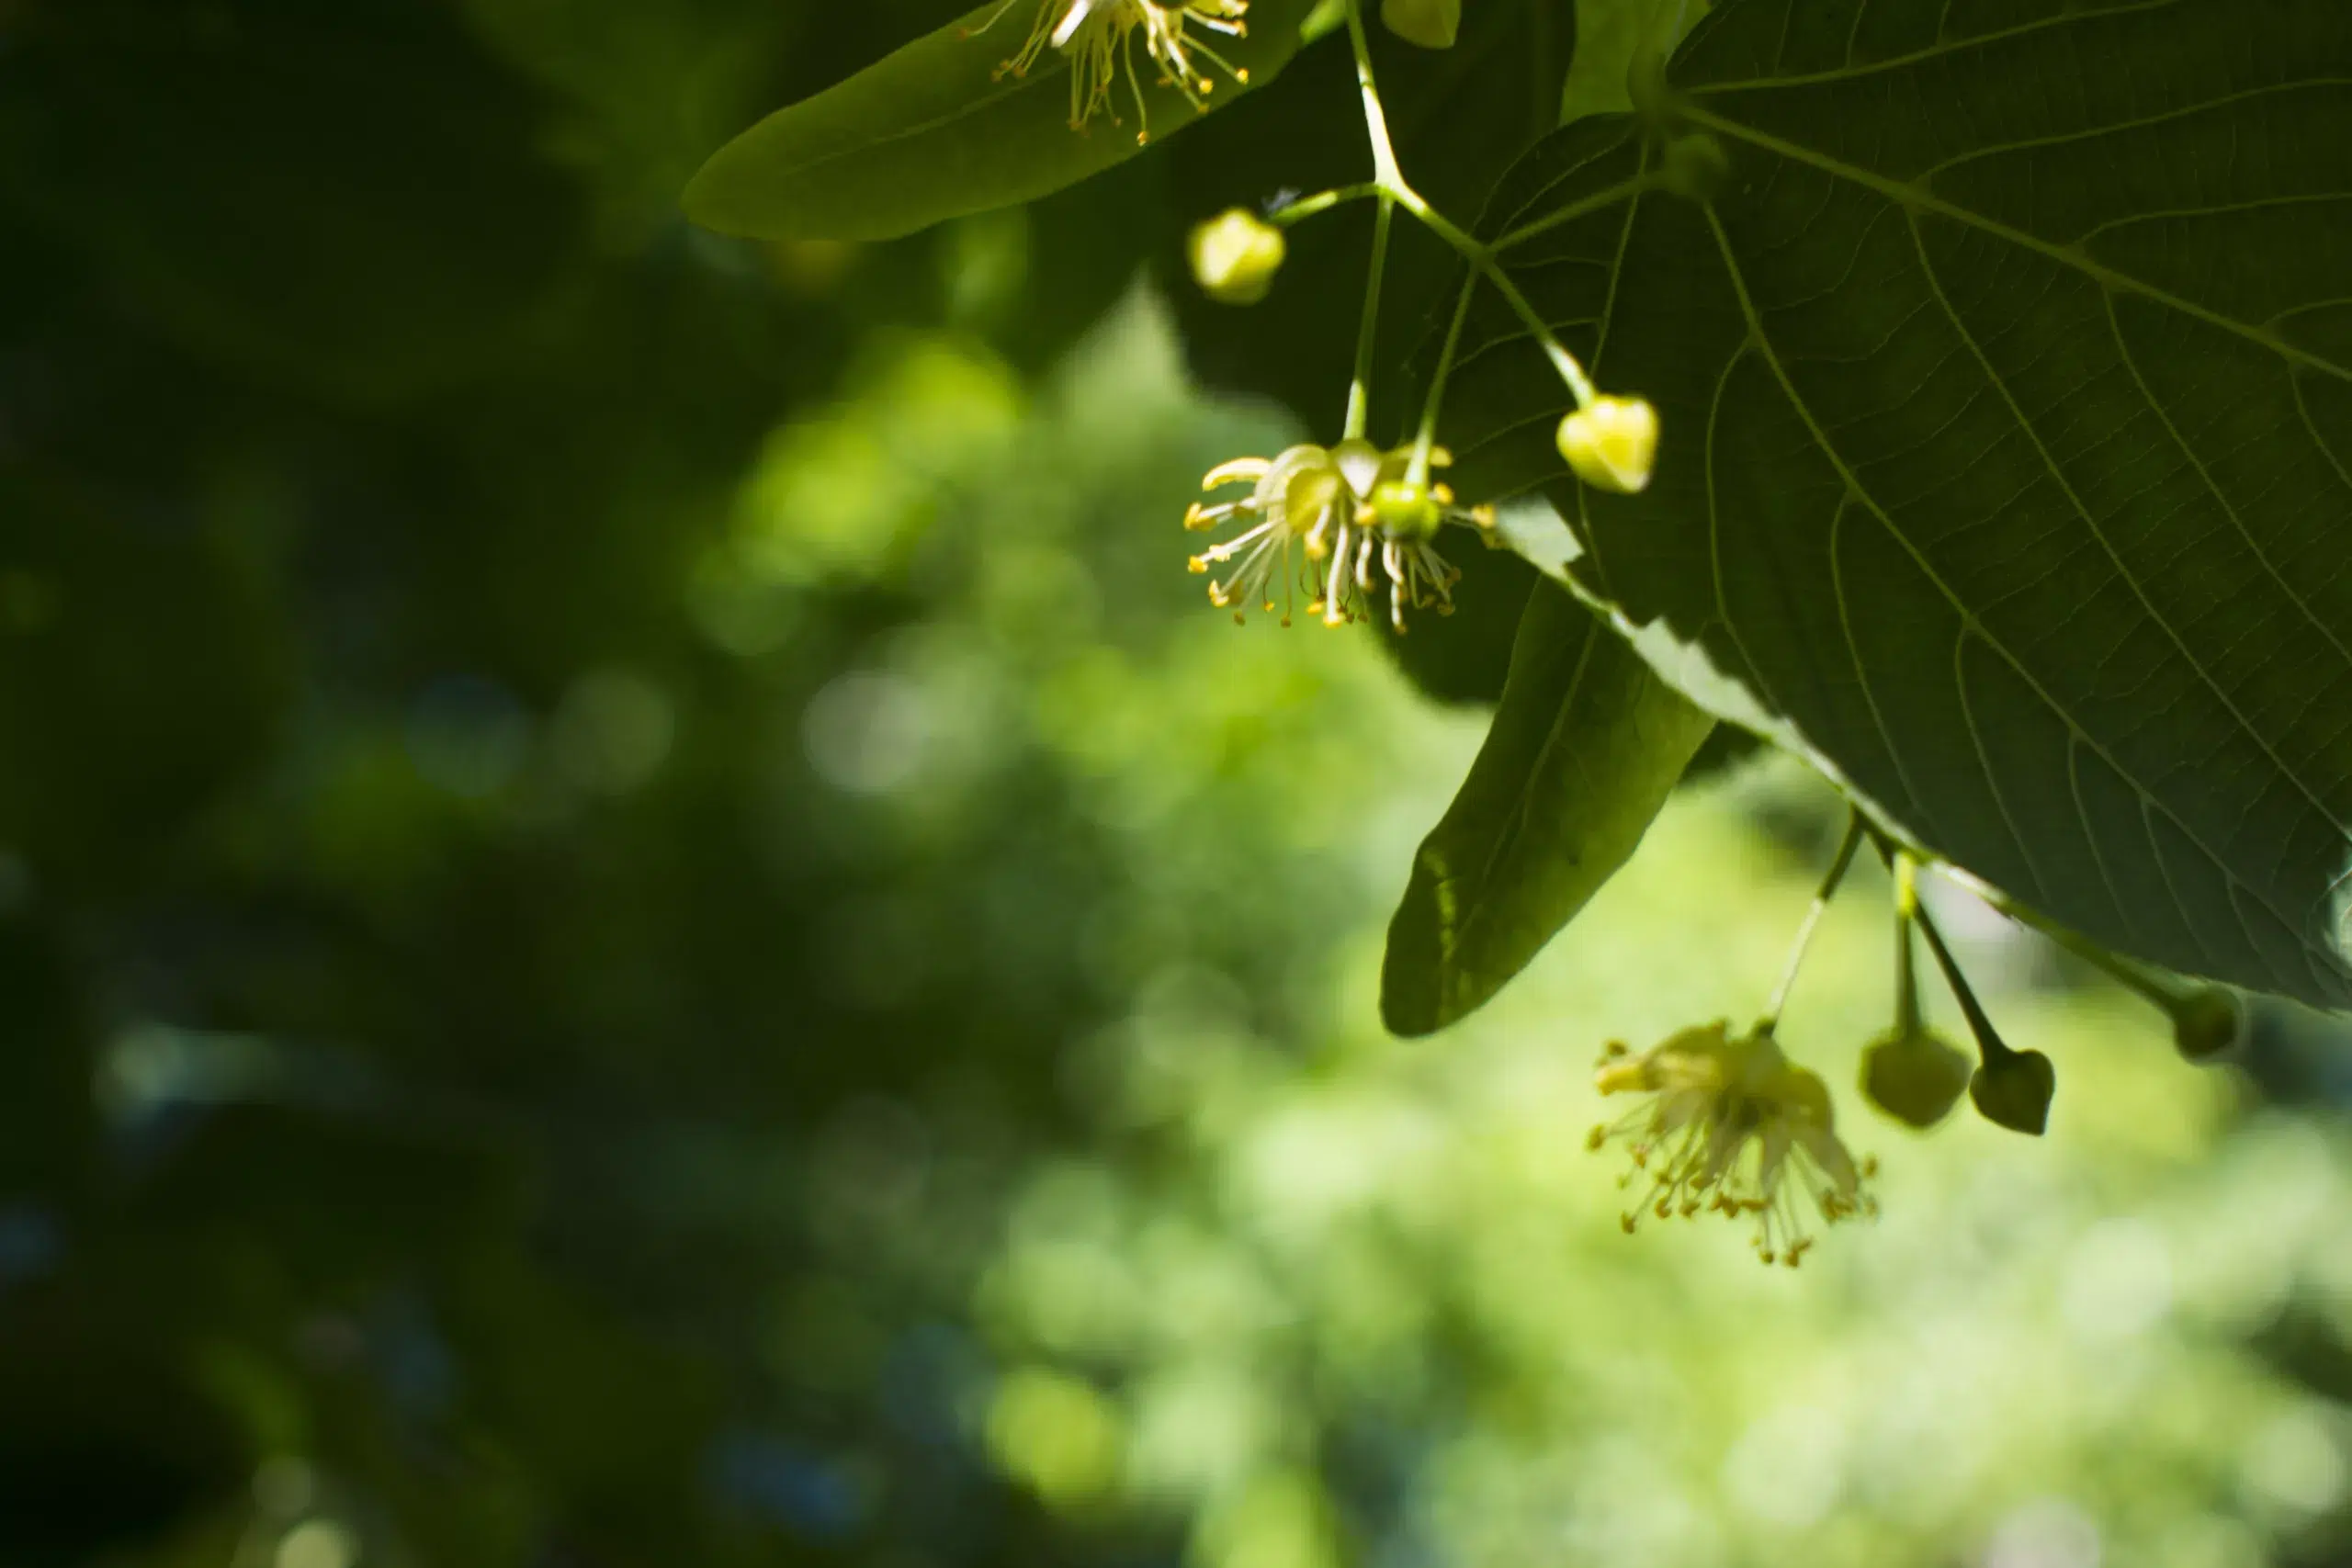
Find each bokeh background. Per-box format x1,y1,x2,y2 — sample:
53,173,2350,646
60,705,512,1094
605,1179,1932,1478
8,4,2352,1567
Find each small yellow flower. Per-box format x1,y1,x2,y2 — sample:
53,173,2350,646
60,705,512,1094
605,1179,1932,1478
969,0,1251,143
1184,440,1494,630
1555,393,1659,495
1588,1021,1875,1266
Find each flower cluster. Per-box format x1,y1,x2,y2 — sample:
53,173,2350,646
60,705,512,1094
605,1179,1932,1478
972,0,1250,141
1587,1021,1875,1267
1183,440,1495,630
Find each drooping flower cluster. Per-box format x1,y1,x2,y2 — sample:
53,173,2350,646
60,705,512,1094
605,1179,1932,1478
1587,1021,1875,1266
1183,439,1495,631
970,0,1251,141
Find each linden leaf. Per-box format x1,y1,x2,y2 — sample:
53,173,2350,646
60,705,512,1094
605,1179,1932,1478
1382,581,1713,1034
1442,0,2352,1008
684,0,1319,242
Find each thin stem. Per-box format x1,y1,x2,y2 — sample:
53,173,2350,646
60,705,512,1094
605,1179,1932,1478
1947,863,2196,1019
1407,265,1480,485
1344,196,1395,439
1892,855,1921,1034
1912,897,2013,1064
1385,183,1599,410
1269,182,1380,228
1337,0,1602,418
1490,175,1656,253
1476,259,1599,408
1338,0,1396,442
1914,852,2202,1025
1757,812,1864,1036
1385,183,1472,250
2041,921,2188,1007
1342,0,1404,186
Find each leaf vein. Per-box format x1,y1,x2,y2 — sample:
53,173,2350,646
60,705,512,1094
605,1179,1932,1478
1682,102,2352,384
1684,0,2186,95
1698,201,2345,976
1912,79,2352,186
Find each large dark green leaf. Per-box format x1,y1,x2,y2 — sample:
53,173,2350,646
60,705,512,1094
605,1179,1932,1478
685,0,1317,241
1440,0,2352,1007
1383,581,1712,1033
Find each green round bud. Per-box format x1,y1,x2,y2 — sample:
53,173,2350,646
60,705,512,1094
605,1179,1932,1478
1367,479,1444,539
1969,1049,2055,1137
2172,987,2246,1063
1555,395,1660,495
1860,1026,1972,1130
1380,0,1461,49
1187,209,1287,306
1658,132,1731,202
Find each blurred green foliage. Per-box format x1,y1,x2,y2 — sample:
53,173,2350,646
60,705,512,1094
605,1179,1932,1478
5,6,2352,1568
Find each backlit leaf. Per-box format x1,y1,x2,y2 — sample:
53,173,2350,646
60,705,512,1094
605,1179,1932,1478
1382,581,1712,1033
1441,0,2352,1006
685,0,1318,242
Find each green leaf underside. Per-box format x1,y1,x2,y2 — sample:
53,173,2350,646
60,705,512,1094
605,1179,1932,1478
1439,0,2352,1006
685,0,1317,242
1384,583,1713,1033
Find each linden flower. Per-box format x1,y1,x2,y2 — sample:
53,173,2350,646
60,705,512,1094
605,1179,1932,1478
1183,439,1495,630
969,0,1251,142
1587,1021,1875,1267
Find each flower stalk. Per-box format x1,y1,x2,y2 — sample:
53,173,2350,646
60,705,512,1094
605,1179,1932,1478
1906,878,2055,1135
2041,923,2247,1063
1344,197,1395,439
1857,855,1973,1129
1330,0,1601,423
1176,0,1662,631
1756,813,1864,1038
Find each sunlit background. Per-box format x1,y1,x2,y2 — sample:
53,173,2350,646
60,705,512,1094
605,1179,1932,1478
6,4,2352,1568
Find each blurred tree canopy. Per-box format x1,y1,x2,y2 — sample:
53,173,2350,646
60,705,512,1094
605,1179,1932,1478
6,5,2352,1568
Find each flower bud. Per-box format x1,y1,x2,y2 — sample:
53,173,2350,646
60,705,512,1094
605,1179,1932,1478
1969,1048,2054,1136
1658,132,1731,202
1368,479,1444,539
2172,987,2246,1063
1555,395,1659,494
1381,0,1461,49
1860,1026,1972,1130
1187,209,1286,306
